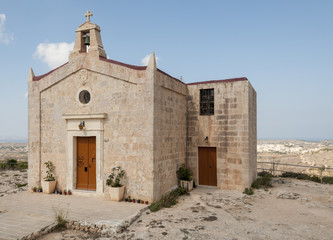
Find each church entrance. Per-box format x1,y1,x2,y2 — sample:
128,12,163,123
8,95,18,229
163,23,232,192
77,137,96,190
198,147,217,186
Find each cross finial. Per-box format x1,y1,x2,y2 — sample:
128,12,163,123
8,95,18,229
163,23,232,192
84,10,93,22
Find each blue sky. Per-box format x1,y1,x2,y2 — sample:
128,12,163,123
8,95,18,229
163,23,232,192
0,1,333,140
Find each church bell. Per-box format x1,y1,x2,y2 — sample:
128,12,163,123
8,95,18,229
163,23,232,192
84,34,90,46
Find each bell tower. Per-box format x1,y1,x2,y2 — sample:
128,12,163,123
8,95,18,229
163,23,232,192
69,10,107,61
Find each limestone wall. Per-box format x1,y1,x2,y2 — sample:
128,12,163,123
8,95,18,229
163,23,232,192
187,79,257,190
153,71,187,200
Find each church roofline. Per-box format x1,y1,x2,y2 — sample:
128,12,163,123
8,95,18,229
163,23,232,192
100,56,185,85
187,77,248,85
99,56,147,70
33,62,69,81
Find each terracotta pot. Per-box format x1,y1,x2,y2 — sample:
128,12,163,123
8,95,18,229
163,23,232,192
132,199,136,203
145,201,149,204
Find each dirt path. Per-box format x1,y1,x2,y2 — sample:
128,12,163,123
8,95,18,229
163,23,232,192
38,178,333,240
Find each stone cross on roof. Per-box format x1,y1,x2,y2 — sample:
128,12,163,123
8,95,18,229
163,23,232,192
84,10,93,22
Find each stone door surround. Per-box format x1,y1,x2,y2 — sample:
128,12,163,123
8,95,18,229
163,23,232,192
63,113,107,196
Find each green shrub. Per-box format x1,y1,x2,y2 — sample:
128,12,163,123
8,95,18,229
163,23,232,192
281,172,321,183
17,162,28,169
176,164,193,181
53,206,68,228
149,187,188,212
44,161,55,181
149,202,160,212
258,171,274,177
7,159,17,168
16,183,27,188
106,166,125,187
243,188,254,195
322,176,333,184
251,175,272,189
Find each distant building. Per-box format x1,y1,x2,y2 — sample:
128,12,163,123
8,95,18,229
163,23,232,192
28,12,257,201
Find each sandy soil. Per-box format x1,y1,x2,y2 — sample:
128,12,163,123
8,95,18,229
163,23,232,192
39,178,333,240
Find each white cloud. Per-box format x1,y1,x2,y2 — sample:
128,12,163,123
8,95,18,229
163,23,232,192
0,14,14,44
34,42,74,69
141,54,160,66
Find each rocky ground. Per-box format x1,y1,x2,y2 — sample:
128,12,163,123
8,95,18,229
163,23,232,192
38,178,333,240
0,169,27,197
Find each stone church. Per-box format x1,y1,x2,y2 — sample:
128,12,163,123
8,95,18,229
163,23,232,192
28,12,257,202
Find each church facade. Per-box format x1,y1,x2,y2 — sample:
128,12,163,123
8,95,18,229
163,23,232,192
28,13,257,202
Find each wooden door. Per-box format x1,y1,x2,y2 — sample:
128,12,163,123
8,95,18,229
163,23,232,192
77,137,96,190
198,147,217,186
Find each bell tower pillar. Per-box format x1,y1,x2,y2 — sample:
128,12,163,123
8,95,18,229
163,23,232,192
69,10,107,61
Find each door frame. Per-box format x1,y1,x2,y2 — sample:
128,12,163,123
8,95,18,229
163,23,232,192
63,113,106,196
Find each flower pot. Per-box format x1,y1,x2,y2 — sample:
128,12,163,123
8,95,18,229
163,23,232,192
109,186,125,201
180,180,193,192
132,199,136,203
33,189,37,192
68,191,72,195
41,180,57,194
145,201,149,204
137,199,141,203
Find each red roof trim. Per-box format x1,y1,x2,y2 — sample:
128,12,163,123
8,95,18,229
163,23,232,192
187,77,248,85
99,57,147,70
33,62,69,81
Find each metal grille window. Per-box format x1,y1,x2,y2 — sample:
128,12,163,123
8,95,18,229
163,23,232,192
200,89,214,115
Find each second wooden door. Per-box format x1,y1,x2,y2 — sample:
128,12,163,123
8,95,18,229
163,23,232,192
198,147,217,186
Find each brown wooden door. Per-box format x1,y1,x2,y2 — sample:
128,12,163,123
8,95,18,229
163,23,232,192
198,147,217,186
77,137,96,190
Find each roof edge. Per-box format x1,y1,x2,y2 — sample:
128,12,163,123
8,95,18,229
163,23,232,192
33,62,69,81
99,57,147,70
187,77,248,85
156,69,185,85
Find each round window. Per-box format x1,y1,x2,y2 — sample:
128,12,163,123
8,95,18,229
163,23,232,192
79,90,91,104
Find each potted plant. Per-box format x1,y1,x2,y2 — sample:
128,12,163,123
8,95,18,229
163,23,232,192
64,189,67,195
106,166,125,201
41,161,56,194
38,187,42,192
68,190,72,195
177,164,194,192
32,187,37,192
